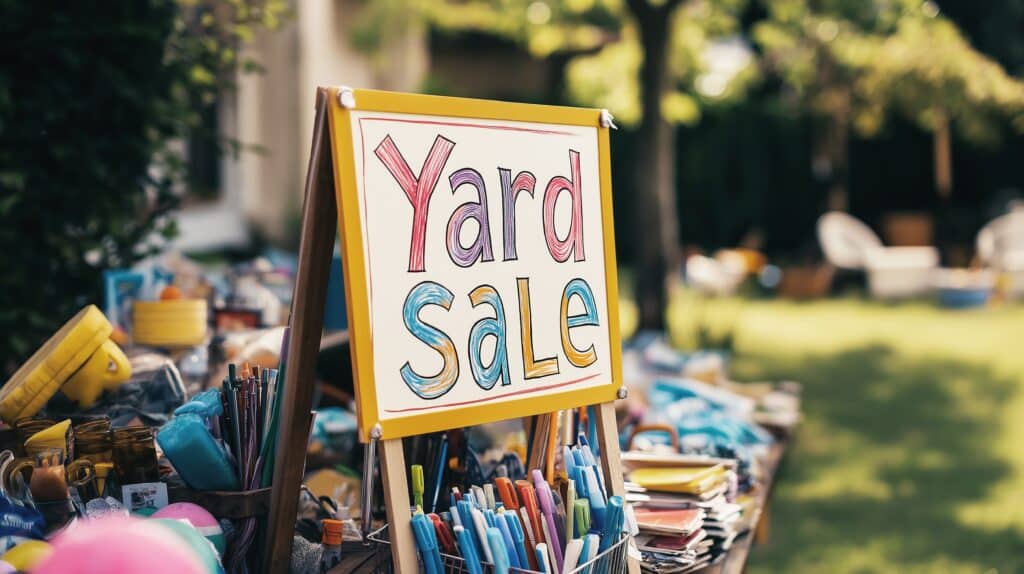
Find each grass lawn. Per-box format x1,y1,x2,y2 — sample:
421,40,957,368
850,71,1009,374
653,295,1024,573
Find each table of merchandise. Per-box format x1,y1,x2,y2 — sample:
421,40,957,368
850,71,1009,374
698,439,788,574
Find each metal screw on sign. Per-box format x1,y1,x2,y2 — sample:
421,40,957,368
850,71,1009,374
617,387,628,400
600,109,618,129
338,86,356,109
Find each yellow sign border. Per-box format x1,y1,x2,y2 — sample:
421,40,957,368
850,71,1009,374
326,88,623,441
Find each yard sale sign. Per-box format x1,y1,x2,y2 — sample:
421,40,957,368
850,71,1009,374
327,89,622,439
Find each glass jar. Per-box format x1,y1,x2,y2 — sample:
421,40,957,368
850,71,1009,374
111,426,159,485
75,418,113,464
14,418,56,456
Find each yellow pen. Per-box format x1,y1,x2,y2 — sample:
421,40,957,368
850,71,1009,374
412,464,424,511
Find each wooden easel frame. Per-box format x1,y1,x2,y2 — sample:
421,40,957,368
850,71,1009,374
264,88,637,573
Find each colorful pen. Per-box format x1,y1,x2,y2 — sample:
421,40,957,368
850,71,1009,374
487,527,511,574
532,469,564,570
455,525,484,574
536,543,552,574
412,464,425,511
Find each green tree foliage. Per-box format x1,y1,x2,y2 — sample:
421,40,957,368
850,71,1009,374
0,0,284,375
757,0,1024,137
356,0,756,330
754,0,1024,206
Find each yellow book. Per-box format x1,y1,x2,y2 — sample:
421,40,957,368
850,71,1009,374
628,464,728,494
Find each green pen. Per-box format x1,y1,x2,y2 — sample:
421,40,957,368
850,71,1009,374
573,499,590,538
412,464,425,511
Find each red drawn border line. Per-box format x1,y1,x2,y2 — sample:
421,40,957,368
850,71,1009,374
383,372,603,413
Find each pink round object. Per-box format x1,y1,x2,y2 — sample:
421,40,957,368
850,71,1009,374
0,560,14,573
33,517,205,574
151,503,217,528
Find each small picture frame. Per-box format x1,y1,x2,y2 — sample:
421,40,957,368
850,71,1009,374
121,482,169,512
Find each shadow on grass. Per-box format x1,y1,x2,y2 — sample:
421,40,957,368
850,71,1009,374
734,345,1024,573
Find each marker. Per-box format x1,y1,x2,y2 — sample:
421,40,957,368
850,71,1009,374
412,464,424,511
532,470,564,569
487,527,510,574
504,510,530,570
430,436,448,513
563,538,584,572
536,543,552,574
411,513,443,574
454,526,483,574
471,507,494,563
494,510,520,569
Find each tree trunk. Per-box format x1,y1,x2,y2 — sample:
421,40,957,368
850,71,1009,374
934,111,952,200
630,0,681,332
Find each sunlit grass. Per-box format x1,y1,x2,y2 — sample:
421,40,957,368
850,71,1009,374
657,292,1024,573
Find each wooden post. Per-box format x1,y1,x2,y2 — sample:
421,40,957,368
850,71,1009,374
379,439,419,572
594,400,641,574
263,89,338,574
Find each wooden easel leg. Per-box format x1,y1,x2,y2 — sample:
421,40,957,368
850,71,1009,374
380,438,418,573
263,89,337,574
594,400,641,574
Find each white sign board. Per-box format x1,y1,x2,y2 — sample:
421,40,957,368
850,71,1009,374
328,90,622,439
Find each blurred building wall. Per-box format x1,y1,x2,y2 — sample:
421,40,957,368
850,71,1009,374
174,0,427,251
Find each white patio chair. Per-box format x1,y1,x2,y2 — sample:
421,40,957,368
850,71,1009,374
817,211,938,299
977,206,1024,298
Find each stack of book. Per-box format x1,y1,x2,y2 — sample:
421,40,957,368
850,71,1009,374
623,455,744,572
633,507,712,573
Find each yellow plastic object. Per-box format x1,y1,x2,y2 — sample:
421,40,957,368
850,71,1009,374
94,462,113,496
1,540,52,570
133,300,208,347
62,339,131,407
23,419,72,459
0,306,116,423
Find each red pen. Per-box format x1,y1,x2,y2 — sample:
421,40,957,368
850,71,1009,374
516,480,545,568
428,513,457,555
495,477,520,511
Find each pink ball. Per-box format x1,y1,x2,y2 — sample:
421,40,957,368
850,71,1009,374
151,503,217,528
151,502,225,555
33,517,205,574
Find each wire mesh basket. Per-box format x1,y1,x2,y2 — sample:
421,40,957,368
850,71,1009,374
367,523,630,574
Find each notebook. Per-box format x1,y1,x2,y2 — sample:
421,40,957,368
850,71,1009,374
634,508,704,536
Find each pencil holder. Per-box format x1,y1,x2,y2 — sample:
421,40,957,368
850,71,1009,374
367,524,629,574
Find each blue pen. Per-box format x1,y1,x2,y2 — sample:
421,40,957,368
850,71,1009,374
578,535,592,574
564,445,576,480
487,527,511,574
579,533,599,574
430,435,448,513
598,496,624,554
581,466,606,529
503,511,528,569
484,508,499,529
411,513,444,574
454,525,484,574
577,434,606,500
594,496,624,574
536,543,551,573
572,465,588,499
495,514,520,569
457,500,483,557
